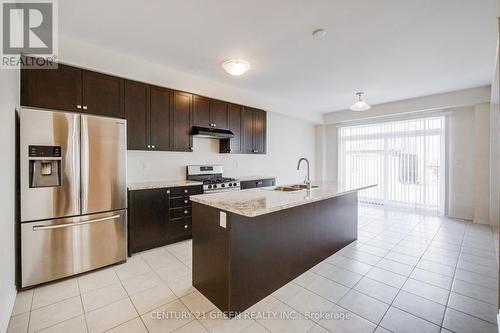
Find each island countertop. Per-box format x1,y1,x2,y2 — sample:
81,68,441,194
190,181,376,217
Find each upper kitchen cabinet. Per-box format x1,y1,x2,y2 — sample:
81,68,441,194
21,63,82,112
172,91,193,152
193,95,211,128
220,103,243,154
253,108,267,154
149,86,172,151
124,81,172,151
21,60,124,118
211,100,229,129
124,80,149,150
82,70,124,118
192,96,229,130
242,107,267,154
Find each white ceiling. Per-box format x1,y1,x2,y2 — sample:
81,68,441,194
60,0,497,121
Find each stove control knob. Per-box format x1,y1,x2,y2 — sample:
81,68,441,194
208,185,212,189
233,183,237,187
228,183,232,187
221,184,225,188
213,184,217,188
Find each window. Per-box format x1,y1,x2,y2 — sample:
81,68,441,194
338,116,445,212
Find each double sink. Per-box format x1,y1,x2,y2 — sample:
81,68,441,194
267,184,319,192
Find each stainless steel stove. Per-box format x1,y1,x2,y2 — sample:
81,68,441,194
186,165,240,193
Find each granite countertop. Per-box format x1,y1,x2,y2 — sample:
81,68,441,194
189,181,376,217
128,180,203,191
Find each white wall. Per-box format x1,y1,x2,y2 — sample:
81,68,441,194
490,39,500,227
0,70,18,332
448,107,476,220
473,103,491,224
127,111,316,184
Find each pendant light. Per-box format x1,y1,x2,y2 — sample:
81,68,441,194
350,92,371,111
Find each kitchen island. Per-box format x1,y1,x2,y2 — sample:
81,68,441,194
189,181,375,315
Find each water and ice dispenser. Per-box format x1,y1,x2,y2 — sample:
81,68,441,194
28,145,62,188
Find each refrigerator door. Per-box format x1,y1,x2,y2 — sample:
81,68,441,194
21,210,127,288
81,115,127,215
20,108,80,222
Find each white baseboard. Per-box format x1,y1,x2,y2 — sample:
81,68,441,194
0,289,17,333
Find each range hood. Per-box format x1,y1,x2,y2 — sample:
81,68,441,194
192,126,234,139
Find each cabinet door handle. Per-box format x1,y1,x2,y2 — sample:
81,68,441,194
166,190,170,194
76,105,82,109
151,145,155,149
184,189,188,193
184,199,188,204
82,106,88,110
189,146,193,151
213,123,216,127
147,145,151,148
184,210,188,214
184,224,188,229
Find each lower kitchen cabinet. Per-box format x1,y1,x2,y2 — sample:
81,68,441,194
128,185,202,254
240,178,276,189
128,188,169,254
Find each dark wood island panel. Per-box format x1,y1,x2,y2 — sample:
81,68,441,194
192,192,358,314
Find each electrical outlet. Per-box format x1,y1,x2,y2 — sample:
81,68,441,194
220,211,227,228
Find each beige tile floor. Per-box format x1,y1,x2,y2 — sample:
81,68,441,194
7,205,500,333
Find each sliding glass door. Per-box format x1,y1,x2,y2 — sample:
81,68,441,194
338,116,445,213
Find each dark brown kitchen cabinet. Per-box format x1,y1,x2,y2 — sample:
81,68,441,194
82,70,124,118
124,82,172,151
21,63,82,112
149,86,172,151
128,185,203,254
242,107,254,154
124,80,149,150
241,107,266,154
211,100,229,129
128,188,170,254
173,91,193,152
220,103,243,153
21,59,124,118
193,95,211,128
21,57,267,154
253,109,266,154
192,96,229,130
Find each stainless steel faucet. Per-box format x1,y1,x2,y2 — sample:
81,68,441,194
296,158,311,190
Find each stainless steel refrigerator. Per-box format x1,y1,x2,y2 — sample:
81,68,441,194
19,108,127,288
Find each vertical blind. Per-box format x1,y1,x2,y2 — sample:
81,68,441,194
338,116,445,212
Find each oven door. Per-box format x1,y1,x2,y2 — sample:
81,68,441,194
21,210,127,288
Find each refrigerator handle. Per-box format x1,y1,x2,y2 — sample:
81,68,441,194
32,215,120,231
81,115,89,213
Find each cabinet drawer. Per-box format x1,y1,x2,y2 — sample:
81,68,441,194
170,207,192,219
168,218,191,239
170,197,191,208
241,178,275,189
169,186,202,198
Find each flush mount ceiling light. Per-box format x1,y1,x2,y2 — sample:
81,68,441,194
222,59,250,76
350,92,371,111
312,28,326,39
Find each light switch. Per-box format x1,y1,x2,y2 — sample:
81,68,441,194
220,211,227,228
